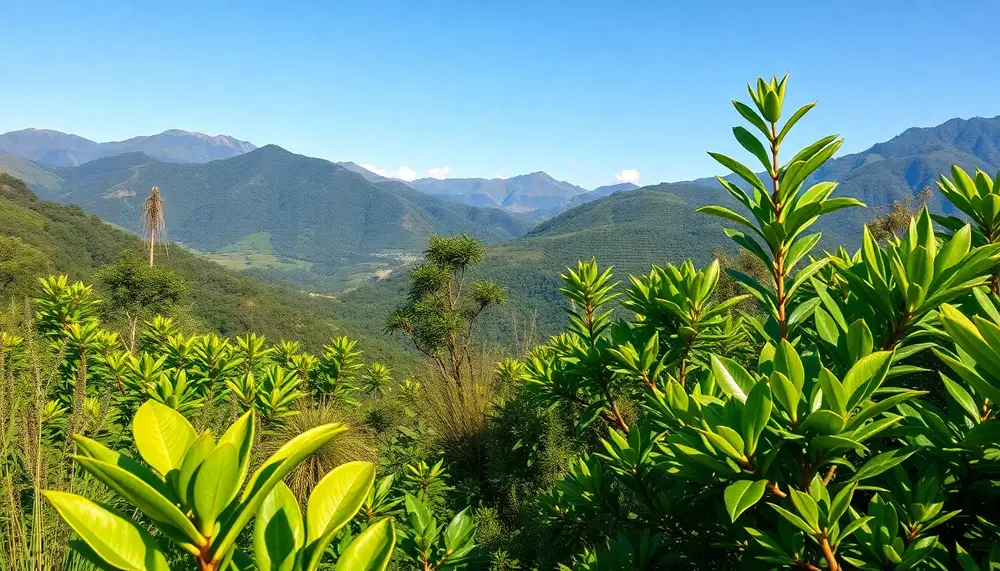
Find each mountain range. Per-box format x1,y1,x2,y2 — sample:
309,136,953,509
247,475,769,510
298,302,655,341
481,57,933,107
0,146,532,269
0,128,257,166
341,162,638,217
2,114,999,304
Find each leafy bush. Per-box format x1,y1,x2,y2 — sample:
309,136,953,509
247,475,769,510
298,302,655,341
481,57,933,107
44,400,396,570
516,76,1000,569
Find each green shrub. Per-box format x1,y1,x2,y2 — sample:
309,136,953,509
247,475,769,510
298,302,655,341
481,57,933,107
518,76,1000,569
43,400,396,570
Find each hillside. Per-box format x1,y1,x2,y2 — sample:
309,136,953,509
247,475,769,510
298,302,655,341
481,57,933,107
2,146,534,290
329,184,747,342
0,128,256,166
0,173,419,369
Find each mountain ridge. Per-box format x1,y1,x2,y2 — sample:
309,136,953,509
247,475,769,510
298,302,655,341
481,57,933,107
0,127,257,166
4,145,534,272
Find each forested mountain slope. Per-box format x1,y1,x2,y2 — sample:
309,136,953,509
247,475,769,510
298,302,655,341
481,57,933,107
0,173,417,368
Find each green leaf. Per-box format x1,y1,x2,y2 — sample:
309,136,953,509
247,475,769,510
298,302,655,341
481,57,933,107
334,517,396,571
304,461,376,571
444,507,477,552
72,456,204,548
940,304,1000,373
733,126,772,173
843,351,893,410
769,372,800,423
218,409,255,490
845,390,925,431
708,152,767,194
697,205,759,233
176,431,214,506
733,100,771,139
847,448,917,483
255,482,303,571
785,233,822,273
942,375,981,423
762,90,781,123
770,504,816,535
133,400,197,476
194,443,239,536
774,340,804,392
712,355,748,402
776,102,815,144
742,381,772,456
829,483,856,524
819,369,847,416
213,423,348,558
404,493,434,535
838,515,874,543
576,402,604,436
961,421,1000,448
724,480,768,522
798,410,846,436
846,319,873,362
933,349,1000,406
789,489,820,532
42,491,171,571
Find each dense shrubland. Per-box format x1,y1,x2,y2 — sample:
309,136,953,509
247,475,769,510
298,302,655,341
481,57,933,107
3,75,1000,570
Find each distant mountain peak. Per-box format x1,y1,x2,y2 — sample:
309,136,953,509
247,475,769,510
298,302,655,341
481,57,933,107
0,128,257,166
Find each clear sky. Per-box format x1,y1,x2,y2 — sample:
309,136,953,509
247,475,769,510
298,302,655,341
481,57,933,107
2,0,999,188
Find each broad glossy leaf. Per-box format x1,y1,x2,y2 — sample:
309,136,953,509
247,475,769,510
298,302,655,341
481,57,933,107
43,491,170,571
829,483,856,524
708,152,767,194
218,409,255,489
334,517,396,571
733,126,772,173
133,400,197,476
213,423,348,557
776,102,815,144
742,381,772,456
774,340,804,392
711,355,748,402
444,507,477,552
697,205,758,233
798,410,846,436
789,489,820,532
846,319,873,362
304,461,376,571
843,351,893,410
724,480,767,522
404,493,434,535
769,372,799,423
194,443,239,536
770,504,816,535
847,448,917,483
733,100,770,138
72,456,204,548
176,430,214,506
255,482,303,571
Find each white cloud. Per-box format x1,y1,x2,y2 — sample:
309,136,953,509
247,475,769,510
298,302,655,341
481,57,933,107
614,169,641,184
566,159,577,166
360,163,418,182
395,166,417,181
426,167,451,179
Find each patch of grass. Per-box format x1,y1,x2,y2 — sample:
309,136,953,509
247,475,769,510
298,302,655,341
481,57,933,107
218,231,274,254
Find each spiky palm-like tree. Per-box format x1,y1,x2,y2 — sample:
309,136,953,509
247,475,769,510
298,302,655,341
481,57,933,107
142,186,166,267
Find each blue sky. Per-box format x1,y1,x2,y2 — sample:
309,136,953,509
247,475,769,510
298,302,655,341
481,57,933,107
2,1,999,188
